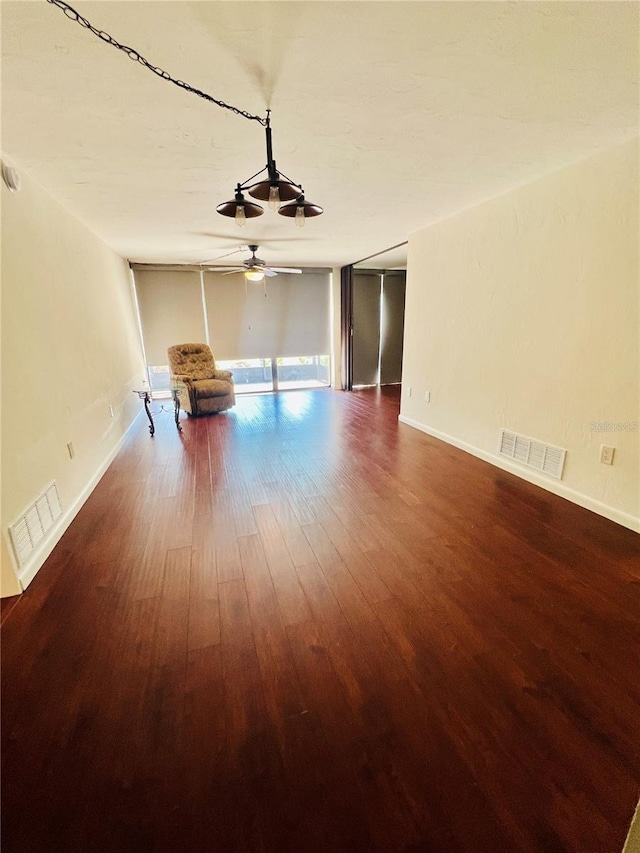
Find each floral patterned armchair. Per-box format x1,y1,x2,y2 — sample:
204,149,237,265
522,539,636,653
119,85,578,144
167,343,235,415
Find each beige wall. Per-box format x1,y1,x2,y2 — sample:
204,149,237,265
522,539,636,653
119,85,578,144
400,140,639,530
1,166,145,594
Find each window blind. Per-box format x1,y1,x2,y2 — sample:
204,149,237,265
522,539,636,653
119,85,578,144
352,271,382,386
204,270,330,360
134,270,206,365
380,271,406,384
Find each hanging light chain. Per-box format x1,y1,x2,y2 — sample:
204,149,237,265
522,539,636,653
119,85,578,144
45,0,268,126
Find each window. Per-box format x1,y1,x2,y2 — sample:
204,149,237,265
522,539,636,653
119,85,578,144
132,266,332,395
215,356,330,394
276,356,330,390
216,359,273,394
147,365,171,394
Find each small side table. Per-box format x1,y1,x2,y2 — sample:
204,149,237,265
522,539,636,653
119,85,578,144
132,386,182,436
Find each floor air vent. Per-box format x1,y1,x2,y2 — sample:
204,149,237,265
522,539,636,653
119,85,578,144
9,483,63,568
499,430,566,480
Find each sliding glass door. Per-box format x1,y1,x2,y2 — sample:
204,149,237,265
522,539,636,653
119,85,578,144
352,271,382,387
132,266,331,396
350,269,406,388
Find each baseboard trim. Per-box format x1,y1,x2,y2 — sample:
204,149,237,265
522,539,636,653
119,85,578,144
398,414,640,534
17,411,143,590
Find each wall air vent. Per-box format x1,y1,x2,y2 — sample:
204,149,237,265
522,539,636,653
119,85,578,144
499,430,566,480
9,483,63,568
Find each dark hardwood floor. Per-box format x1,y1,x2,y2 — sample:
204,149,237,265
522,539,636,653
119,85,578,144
2,386,639,853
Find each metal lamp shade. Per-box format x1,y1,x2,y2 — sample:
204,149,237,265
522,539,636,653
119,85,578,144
248,179,302,202
216,199,264,219
278,197,324,219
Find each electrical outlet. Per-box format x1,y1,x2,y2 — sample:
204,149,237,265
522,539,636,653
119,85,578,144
407,386,412,397
109,404,115,418
600,445,615,465
424,391,431,402
66,442,75,460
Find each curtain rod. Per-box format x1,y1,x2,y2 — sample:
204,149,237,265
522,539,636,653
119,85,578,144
129,262,332,274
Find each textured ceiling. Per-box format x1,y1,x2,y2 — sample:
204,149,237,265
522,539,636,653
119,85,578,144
1,1,637,269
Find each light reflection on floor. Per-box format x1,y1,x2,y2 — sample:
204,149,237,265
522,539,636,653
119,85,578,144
235,379,329,395
232,389,321,424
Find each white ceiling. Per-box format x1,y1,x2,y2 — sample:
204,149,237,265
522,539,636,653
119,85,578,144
1,1,637,269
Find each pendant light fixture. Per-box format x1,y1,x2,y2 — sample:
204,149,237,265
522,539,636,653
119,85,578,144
47,0,323,228
216,111,323,227
45,2,324,228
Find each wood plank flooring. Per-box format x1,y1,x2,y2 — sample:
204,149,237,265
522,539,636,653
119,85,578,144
2,386,639,853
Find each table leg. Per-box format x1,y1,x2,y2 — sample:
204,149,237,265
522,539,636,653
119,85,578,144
143,393,155,436
173,391,182,431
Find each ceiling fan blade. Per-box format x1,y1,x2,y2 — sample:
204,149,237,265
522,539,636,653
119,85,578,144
268,267,303,274
263,269,278,277
219,269,244,276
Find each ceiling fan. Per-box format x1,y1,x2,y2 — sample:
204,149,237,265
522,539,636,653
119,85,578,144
204,245,302,282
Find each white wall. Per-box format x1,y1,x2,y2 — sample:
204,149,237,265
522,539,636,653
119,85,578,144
1,165,145,594
400,140,639,531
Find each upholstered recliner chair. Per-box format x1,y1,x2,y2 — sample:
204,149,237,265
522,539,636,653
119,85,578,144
167,343,235,416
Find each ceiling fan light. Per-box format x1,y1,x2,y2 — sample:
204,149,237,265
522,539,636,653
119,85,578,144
245,269,265,282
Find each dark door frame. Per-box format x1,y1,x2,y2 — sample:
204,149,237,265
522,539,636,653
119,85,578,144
341,241,407,392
